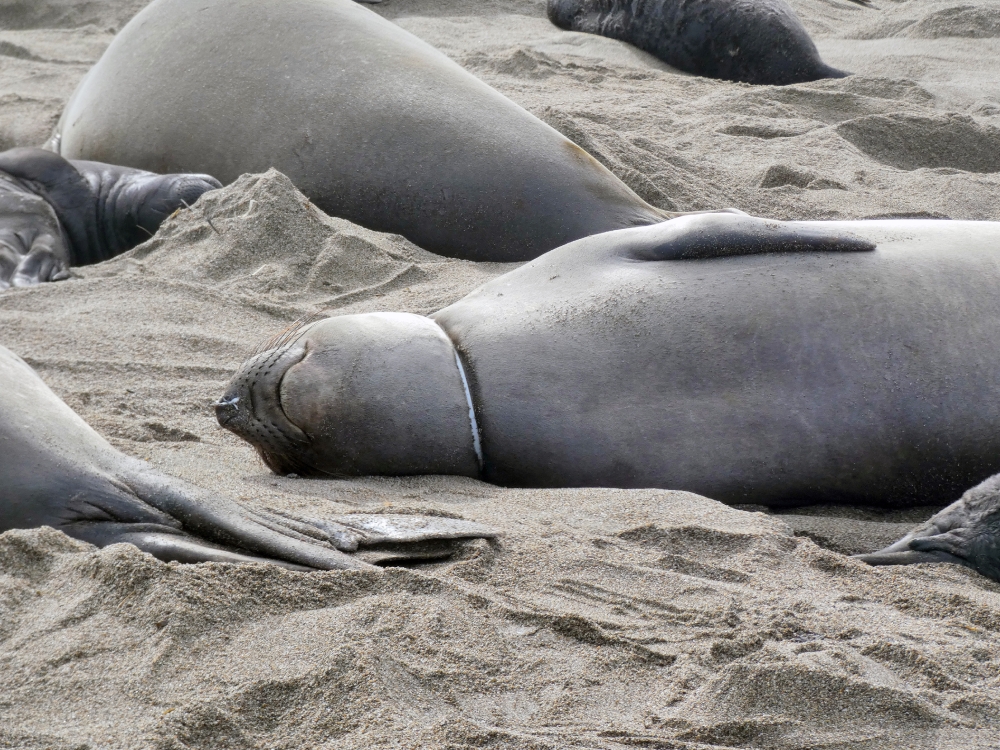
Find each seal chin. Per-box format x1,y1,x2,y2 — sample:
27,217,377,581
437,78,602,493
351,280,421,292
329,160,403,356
215,342,316,474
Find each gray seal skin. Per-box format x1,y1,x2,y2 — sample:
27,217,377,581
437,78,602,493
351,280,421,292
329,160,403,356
547,0,847,85
216,214,1000,581
0,344,497,570
47,0,670,263
0,147,220,289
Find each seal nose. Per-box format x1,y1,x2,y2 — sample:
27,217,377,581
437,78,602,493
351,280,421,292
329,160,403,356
214,393,241,428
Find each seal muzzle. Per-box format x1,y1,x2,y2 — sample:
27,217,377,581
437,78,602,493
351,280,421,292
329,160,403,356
216,342,316,474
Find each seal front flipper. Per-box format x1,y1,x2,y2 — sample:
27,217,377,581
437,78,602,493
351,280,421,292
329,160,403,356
262,510,500,565
855,478,1000,582
2,229,71,287
108,466,376,570
0,343,372,570
625,213,876,262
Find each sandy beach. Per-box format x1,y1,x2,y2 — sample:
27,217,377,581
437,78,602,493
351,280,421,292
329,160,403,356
1,0,999,747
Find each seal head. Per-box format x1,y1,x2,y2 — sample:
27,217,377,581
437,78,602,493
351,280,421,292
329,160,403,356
217,313,482,478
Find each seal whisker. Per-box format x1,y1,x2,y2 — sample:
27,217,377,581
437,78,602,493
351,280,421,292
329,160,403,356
248,312,331,358
204,209,221,235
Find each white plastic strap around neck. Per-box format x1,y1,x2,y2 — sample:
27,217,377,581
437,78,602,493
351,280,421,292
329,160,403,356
453,350,484,471
429,319,484,471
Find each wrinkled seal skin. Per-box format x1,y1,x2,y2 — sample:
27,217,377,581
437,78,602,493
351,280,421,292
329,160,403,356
0,344,496,570
548,0,847,85
0,147,219,289
218,214,1000,581
47,0,669,263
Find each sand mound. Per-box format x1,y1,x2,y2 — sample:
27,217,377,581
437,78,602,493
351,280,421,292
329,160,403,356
906,5,1000,39
83,169,514,322
115,171,433,305
837,113,1000,172
0,0,147,31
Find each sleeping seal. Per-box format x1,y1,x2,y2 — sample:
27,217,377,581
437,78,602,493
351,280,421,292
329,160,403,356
0,344,496,570
0,147,219,288
46,0,671,263
216,214,1000,581
547,0,847,85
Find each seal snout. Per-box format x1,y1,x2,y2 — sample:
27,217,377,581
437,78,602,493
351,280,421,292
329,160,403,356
213,393,241,428
216,343,314,474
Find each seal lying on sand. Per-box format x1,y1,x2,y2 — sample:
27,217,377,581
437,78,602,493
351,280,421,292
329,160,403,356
547,0,847,85
0,148,219,289
0,344,496,570
217,214,1000,581
46,0,671,262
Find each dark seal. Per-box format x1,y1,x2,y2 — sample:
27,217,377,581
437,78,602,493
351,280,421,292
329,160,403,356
0,147,220,289
216,214,1000,581
547,0,848,85
0,343,496,569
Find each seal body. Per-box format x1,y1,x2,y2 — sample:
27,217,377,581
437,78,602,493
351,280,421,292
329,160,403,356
224,216,1000,508
435,217,1000,506
218,215,1000,579
49,0,666,262
547,0,847,85
0,147,219,287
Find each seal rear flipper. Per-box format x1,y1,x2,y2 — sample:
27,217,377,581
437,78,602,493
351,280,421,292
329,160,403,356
627,213,876,262
65,522,312,570
0,147,102,266
854,490,1000,582
0,148,220,267
853,548,969,567
0,169,73,287
68,160,221,261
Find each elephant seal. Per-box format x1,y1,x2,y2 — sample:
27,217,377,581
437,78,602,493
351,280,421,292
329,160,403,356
47,0,670,263
216,214,1000,581
547,0,847,85
0,147,219,289
0,343,496,570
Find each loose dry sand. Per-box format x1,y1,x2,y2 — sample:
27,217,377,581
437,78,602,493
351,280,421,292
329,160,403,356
1,0,1000,747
